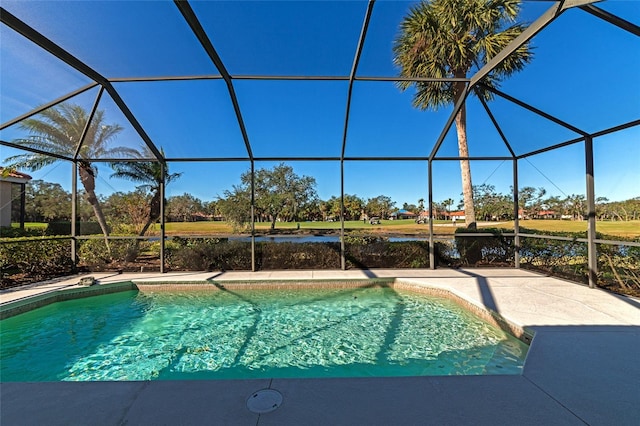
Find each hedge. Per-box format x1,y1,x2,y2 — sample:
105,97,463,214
164,237,434,270
46,221,104,236
453,227,515,266
0,237,74,286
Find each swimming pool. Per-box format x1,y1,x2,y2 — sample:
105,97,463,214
0,285,528,381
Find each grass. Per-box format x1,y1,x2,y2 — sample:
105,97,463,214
161,219,448,235
14,219,640,238
10,222,47,229
502,220,640,238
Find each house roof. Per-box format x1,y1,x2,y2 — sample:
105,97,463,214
0,167,32,183
392,209,416,216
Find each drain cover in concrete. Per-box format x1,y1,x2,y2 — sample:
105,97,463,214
246,389,283,414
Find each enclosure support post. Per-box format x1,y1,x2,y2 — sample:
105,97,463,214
19,183,26,230
71,161,78,269
513,159,520,268
251,161,256,272
160,162,166,273
340,160,346,270
585,136,597,288
428,160,435,269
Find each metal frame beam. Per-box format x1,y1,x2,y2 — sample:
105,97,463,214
585,135,597,288
0,83,99,131
0,140,73,162
160,162,166,273
513,159,520,268
469,0,599,89
174,0,254,160
73,87,104,160
580,4,640,37
0,7,164,162
475,89,517,158
108,75,470,84
428,84,471,161
480,84,588,136
339,0,375,270
518,136,586,159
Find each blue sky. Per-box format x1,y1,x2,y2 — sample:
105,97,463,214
1,0,638,209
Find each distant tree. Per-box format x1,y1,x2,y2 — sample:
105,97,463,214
607,197,640,221
342,194,365,221
473,184,510,220
218,186,251,230
167,193,205,222
366,195,396,219
595,196,610,220
4,103,138,239
394,0,533,228
244,163,318,229
402,202,418,214
565,194,586,220
110,152,181,236
517,186,546,218
19,179,71,222
442,198,455,217
218,163,318,230
542,195,564,218
203,200,221,219
299,198,323,222
322,197,341,220
103,190,152,234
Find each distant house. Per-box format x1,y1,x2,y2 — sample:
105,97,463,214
0,168,32,228
517,209,557,220
191,212,214,221
389,209,417,220
444,210,466,220
536,210,557,219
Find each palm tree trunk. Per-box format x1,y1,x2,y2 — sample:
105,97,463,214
139,191,161,238
79,164,111,252
454,97,477,229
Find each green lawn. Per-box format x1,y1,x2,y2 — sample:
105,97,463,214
163,219,639,238
12,219,639,238
162,219,443,235
11,222,48,229
502,220,640,238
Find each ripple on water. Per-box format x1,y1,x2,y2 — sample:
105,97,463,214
0,288,529,381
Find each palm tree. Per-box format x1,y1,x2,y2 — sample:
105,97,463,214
393,0,533,228
443,197,455,219
110,150,181,237
4,103,139,238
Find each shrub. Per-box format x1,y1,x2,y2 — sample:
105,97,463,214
77,238,146,267
258,242,341,269
519,228,639,296
0,227,45,238
454,227,514,265
0,237,74,285
345,240,430,269
165,238,431,270
165,238,250,270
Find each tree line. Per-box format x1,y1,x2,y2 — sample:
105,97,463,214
11,166,640,236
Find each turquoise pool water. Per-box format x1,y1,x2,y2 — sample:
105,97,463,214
0,287,528,381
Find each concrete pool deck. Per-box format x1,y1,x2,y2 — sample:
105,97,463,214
1,268,639,425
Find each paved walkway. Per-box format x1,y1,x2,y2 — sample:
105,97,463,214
2,268,639,425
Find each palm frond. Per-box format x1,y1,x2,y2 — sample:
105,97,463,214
3,152,59,171
393,0,532,111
